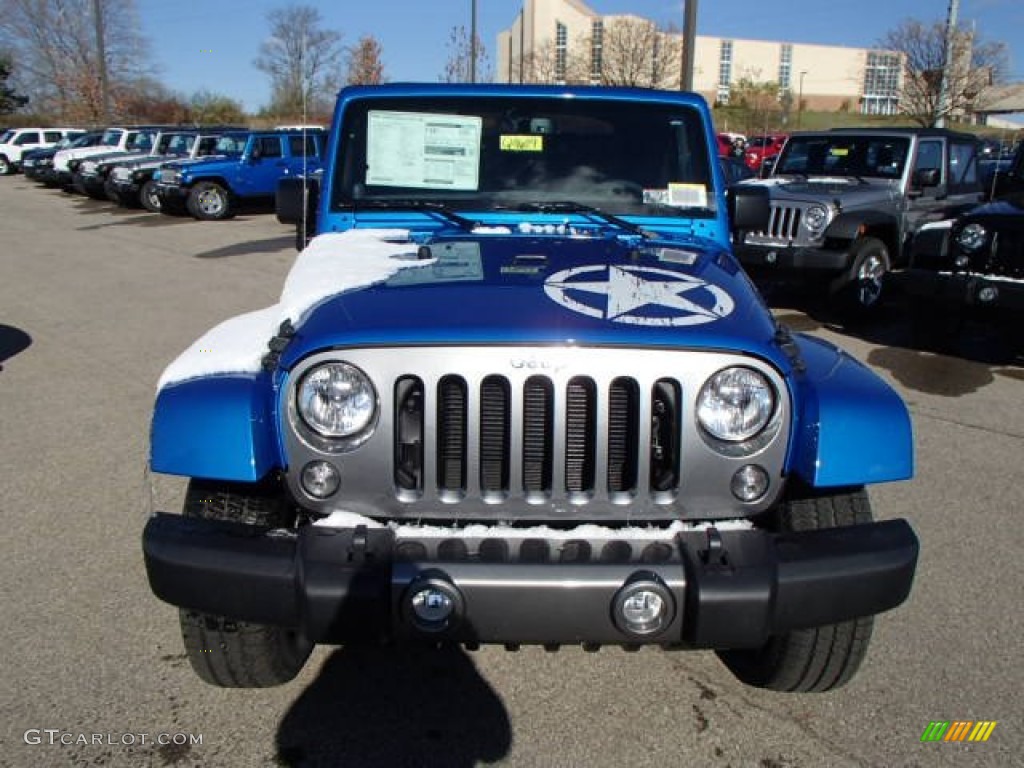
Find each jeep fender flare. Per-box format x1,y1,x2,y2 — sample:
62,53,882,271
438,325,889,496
785,334,913,487
150,374,283,482
825,210,900,253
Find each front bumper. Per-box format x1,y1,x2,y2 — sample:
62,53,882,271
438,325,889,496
736,243,853,275
155,183,188,201
901,269,1024,312
143,512,918,648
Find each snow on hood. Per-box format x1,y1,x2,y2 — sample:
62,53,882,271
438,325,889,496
156,230,431,390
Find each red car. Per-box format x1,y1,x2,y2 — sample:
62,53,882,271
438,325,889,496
745,133,788,172
716,133,741,158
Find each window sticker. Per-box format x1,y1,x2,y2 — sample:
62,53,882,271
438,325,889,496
500,135,544,152
668,183,707,208
387,242,484,286
367,111,482,190
830,147,850,156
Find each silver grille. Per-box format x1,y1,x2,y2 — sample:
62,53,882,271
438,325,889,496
745,204,803,245
283,347,791,521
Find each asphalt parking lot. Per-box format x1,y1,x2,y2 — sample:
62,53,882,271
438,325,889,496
1,178,1021,768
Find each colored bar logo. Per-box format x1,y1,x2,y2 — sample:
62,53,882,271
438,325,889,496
921,721,997,742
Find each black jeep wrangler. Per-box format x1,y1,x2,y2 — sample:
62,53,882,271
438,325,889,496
903,188,1024,353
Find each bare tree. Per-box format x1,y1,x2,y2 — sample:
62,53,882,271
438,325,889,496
724,77,785,135
0,53,29,114
189,90,247,126
593,17,681,89
511,39,587,85
254,5,343,120
879,18,1008,127
345,36,385,85
0,0,149,122
441,25,490,83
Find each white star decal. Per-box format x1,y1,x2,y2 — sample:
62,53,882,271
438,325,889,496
544,264,734,327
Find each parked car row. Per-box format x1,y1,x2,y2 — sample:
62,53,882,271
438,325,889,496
0,127,84,175
11,125,326,221
734,126,1023,353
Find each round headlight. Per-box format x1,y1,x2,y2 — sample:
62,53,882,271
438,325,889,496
803,204,829,237
697,367,775,442
956,222,987,252
297,362,376,438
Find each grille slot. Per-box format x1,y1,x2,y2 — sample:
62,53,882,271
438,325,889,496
987,231,1024,279
437,375,467,495
522,376,554,496
565,377,597,495
480,375,510,494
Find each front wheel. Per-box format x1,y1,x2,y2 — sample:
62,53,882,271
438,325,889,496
187,181,233,220
140,180,162,212
838,237,890,321
716,487,875,693
177,479,312,687
0,155,11,175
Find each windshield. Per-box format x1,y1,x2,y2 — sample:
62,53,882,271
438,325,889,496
775,135,911,179
332,95,715,217
0,130,12,144
212,134,246,155
161,134,196,155
100,129,123,146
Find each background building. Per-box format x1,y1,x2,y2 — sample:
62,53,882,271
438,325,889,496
497,0,903,116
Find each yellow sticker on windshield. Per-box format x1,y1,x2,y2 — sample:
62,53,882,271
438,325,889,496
830,148,850,156
500,135,544,152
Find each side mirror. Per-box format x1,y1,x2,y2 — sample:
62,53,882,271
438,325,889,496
913,168,941,188
276,175,320,250
728,185,770,232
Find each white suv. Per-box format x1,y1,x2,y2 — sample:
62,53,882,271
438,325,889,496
0,128,84,175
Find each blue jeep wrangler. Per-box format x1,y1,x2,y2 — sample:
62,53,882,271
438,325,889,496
143,84,918,692
154,128,324,220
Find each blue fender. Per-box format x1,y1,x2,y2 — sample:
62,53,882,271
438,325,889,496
787,334,913,487
149,375,283,482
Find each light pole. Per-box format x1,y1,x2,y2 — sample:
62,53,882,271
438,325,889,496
797,70,808,129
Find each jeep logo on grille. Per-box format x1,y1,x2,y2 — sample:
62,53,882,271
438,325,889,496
544,264,735,326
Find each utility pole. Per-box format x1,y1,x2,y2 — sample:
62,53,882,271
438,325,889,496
92,0,110,121
680,0,698,91
936,0,960,127
797,70,807,128
470,0,478,83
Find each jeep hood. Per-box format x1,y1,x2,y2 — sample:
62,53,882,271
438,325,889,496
158,229,786,391
746,176,898,207
279,232,779,369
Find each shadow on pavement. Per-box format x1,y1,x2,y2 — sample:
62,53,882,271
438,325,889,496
196,235,294,259
0,324,32,371
276,645,511,768
764,281,1022,397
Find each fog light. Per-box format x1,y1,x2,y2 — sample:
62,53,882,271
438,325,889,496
731,464,769,502
954,255,969,268
977,285,998,303
612,575,674,637
300,461,340,498
404,577,463,633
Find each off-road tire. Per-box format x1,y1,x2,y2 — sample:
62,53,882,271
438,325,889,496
838,237,890,322
140,180,161,212
178,479,312,687
187,181,233,220
717,486,875,693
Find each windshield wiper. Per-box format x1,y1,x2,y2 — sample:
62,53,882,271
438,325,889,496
351,199,478,232
514,201,654,239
